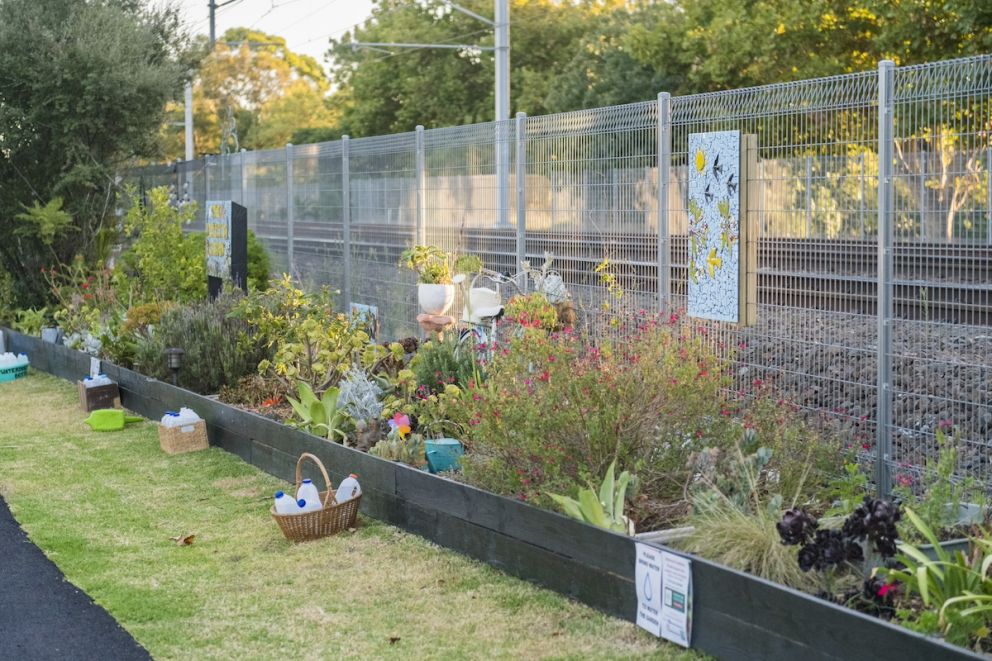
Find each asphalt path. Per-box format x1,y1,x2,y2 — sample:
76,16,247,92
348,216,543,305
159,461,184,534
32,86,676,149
0,497,151,661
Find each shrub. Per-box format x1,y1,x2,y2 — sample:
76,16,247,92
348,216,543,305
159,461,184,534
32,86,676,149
115,187,206,304
455,316,736,519
503,292,558,331
399,245,451,284
410,334,479,395
235,274,382,394
133,291,268,394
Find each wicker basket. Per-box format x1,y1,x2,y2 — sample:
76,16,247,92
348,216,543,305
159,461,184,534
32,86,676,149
271,453,361,543
158,420,208,455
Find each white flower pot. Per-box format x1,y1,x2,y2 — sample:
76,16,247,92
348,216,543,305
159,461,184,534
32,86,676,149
418,284,455,316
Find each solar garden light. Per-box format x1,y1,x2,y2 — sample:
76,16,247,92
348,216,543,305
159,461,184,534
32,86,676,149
164,347,185,386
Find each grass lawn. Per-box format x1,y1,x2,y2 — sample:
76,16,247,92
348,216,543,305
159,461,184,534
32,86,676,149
0,373,696,660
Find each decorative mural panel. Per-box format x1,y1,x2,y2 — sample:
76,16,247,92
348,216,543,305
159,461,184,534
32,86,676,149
687,131,742,323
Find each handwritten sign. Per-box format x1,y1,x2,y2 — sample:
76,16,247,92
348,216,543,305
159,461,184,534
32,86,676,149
205,201,232,280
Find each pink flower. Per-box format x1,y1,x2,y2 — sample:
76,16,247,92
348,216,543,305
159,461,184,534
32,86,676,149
877,583,895,598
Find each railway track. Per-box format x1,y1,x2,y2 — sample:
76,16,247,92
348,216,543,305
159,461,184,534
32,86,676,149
251,221,992,326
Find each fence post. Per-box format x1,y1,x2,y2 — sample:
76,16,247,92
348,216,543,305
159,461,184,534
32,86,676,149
415,125,426,246
805,155,813,237
987,148,991,245
919,150,927,241
657,92,672,314
204,155,211,206
285,143,295,276
240,149,248,207
342,136,352,309
515,112,527,276
876,60,895,497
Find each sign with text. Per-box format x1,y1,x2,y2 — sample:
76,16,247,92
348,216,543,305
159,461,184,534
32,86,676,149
204,200,248,298
635,542,664,637
660,550,693,647
206,201,232,279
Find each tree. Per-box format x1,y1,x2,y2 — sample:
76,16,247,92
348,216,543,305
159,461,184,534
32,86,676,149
0,0,192,307
327,0,612,137
159,29,337,158
623,0,992,95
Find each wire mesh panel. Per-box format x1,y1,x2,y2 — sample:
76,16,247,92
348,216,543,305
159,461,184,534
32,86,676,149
524,102,659,335
670,71,880,451
205,152,243,207
348,132,419,339
243,148,289,273
291,141,345,289
887,55,992,484
423,119,517,322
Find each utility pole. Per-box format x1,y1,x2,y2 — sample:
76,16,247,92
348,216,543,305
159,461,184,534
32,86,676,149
209,0,217,48
352,2,511,227
494,0,509,123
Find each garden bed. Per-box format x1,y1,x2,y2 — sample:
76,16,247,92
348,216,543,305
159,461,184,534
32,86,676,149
4,328,978,660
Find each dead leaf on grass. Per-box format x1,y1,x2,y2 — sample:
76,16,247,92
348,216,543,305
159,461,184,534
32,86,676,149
389,636,401,645
169,533,196,546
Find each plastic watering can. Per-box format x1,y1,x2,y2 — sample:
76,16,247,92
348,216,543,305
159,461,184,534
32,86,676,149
84,409,144,432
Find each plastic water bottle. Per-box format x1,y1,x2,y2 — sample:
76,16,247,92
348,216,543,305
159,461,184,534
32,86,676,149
296,478,321,510
273,491,299,515
335,474,362,503
160,411,180,427
298,498,321,513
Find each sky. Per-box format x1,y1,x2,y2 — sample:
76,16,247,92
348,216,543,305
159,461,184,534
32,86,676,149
178,0,376,72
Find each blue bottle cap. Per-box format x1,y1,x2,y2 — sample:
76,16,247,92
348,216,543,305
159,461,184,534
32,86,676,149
166,411,179,416
275,491,285,498
297,499,306,508
302,479,312,484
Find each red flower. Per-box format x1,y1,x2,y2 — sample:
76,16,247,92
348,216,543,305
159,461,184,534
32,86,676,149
537,370,550,383
83,293,93,300
81,282,90,290
877,583,894,597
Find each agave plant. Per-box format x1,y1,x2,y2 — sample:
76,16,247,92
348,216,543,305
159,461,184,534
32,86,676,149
548,460,634,535
286,381,349,444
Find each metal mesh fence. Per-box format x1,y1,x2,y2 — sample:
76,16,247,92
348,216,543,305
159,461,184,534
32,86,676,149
886,55,992,487
127,53,992,487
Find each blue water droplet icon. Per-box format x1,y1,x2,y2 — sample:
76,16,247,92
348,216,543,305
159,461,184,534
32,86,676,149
644,573,653,602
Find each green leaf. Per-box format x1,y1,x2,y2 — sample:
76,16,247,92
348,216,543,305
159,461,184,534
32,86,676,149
905,507,945,558
599,460,616,517
285,395,309,422
614,471,630,525
549,494,584,521
918,565,931,606
578,489,608,528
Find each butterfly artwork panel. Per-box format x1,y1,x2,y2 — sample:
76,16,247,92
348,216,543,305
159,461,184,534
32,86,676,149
687,131,741,323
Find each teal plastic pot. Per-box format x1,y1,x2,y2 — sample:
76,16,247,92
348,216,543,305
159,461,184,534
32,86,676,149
425,438,464,474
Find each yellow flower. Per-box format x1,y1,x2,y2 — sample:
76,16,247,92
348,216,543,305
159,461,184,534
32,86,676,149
695,149,706,172
706,248,723,278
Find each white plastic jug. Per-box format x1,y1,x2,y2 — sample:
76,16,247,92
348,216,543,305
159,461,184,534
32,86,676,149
296,479,321,510
335,474,362,503
273,491,299,515
298,498,321,513
160,411,181,427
